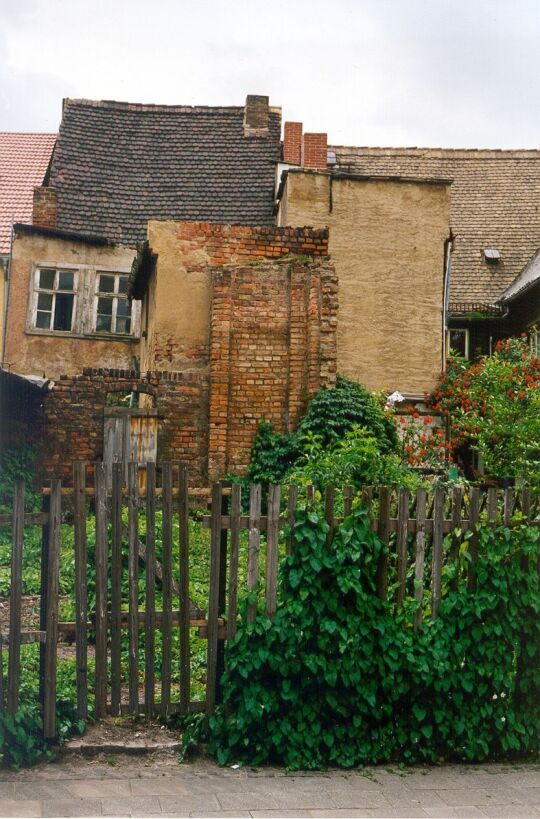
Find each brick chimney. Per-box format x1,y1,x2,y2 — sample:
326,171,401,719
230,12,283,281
33,187,57,229
244,95,269,136
303,133,328,170
283,122,303,164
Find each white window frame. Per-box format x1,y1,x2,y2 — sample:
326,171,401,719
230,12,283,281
27,262,140,340
93,271,133,336
31,267,78,333
530,330,540,357
446,327,470,359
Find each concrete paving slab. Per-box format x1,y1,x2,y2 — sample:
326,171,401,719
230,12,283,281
438,787,525,806
480,805,540,818
423,808,487,818
0,801,41,818
158,794,221,813
100,796,162,815
41,799,102,817
129,779,191,796
216,791,280,811
67,780,132,799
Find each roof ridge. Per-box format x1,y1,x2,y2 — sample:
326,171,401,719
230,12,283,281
63,98,281,115
0,132,56,137
330,144,540,157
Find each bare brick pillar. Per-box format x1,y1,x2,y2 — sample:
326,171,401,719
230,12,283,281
33,187,57,229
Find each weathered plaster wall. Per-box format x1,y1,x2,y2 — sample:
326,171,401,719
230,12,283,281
5,231,138,378
280,172,451,394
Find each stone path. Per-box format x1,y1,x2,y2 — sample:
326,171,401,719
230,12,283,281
0,753,537,817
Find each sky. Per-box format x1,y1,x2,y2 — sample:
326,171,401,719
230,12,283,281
1,0,539,149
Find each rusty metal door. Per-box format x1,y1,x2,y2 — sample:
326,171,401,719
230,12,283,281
103,408,158,490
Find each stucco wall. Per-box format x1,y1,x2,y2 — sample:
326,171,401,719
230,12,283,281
279,172,451,394
5,231,138,378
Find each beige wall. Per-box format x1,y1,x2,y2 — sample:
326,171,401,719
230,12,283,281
279,172,451,394
139,221,213,373
5,231,138,378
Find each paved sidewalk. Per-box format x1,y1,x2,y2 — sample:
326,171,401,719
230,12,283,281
0,753,537,817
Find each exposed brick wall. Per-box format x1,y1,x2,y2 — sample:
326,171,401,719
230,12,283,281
39,368,208,485
244,94,269,136
208,257,337,478
303,133,328,170
32,187,57,228
283,122,303,164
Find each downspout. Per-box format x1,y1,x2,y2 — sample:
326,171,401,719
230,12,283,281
442,233,453,371
1,223,14,367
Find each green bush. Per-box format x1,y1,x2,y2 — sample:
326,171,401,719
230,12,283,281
0,445,40,514
289,426,423,492
297,375,397,451
246,376,398,487
210,506,540,769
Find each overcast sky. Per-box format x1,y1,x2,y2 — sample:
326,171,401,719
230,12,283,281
1,0,539,148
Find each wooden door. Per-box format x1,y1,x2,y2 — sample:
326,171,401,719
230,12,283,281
103,408,158,490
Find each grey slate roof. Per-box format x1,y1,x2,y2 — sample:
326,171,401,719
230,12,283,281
330,145,540,311
48,99,282,245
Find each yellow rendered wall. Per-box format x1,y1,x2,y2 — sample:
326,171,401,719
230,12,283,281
5,232,137,378
280,172,451,394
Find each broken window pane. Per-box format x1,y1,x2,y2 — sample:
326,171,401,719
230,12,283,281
97,297,113,315
116,299,130,318
116,316,131,334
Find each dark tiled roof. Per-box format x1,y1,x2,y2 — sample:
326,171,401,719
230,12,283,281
0,133,56,253
330,146,540,310
48,99,282,245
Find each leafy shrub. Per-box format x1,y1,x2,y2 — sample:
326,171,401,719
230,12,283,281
0,701,85,768
210,505,540,769
430,337,540,483
289,426,423,491
0,445,40,514
246,422,302,486
298,375,398,452
246,376,398,487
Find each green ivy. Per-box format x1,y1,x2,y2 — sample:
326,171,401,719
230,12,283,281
210,506,540,769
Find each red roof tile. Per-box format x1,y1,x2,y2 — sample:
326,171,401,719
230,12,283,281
0,133,56,254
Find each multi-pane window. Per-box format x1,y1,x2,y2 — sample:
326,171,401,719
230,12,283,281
34,268,77,332
531,331,539,357
95,273,132,334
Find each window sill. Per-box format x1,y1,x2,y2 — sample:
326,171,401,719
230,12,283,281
25,328,139,342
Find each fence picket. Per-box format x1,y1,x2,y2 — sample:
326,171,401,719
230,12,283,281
413,488,427,630
343,485,354,516
110,462,123,717
206,482,222,717
467,487,480,592
503,488,514,526
7,481,24,715
265,485,281,617
247,484,261,624
431,486,444,620
94,463,108,719
324,485,335,544
144,462,156,717
161,462,173,716
178,464,190,715
396,487,410,605
73,463,88,720
376,486,390,599
449,486,463,590
43,480,61,739
127,462,139,716
286,485,298,555
487,487,498,522
228,483,241,639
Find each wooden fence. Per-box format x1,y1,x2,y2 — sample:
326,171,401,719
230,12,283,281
0,462,538,739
